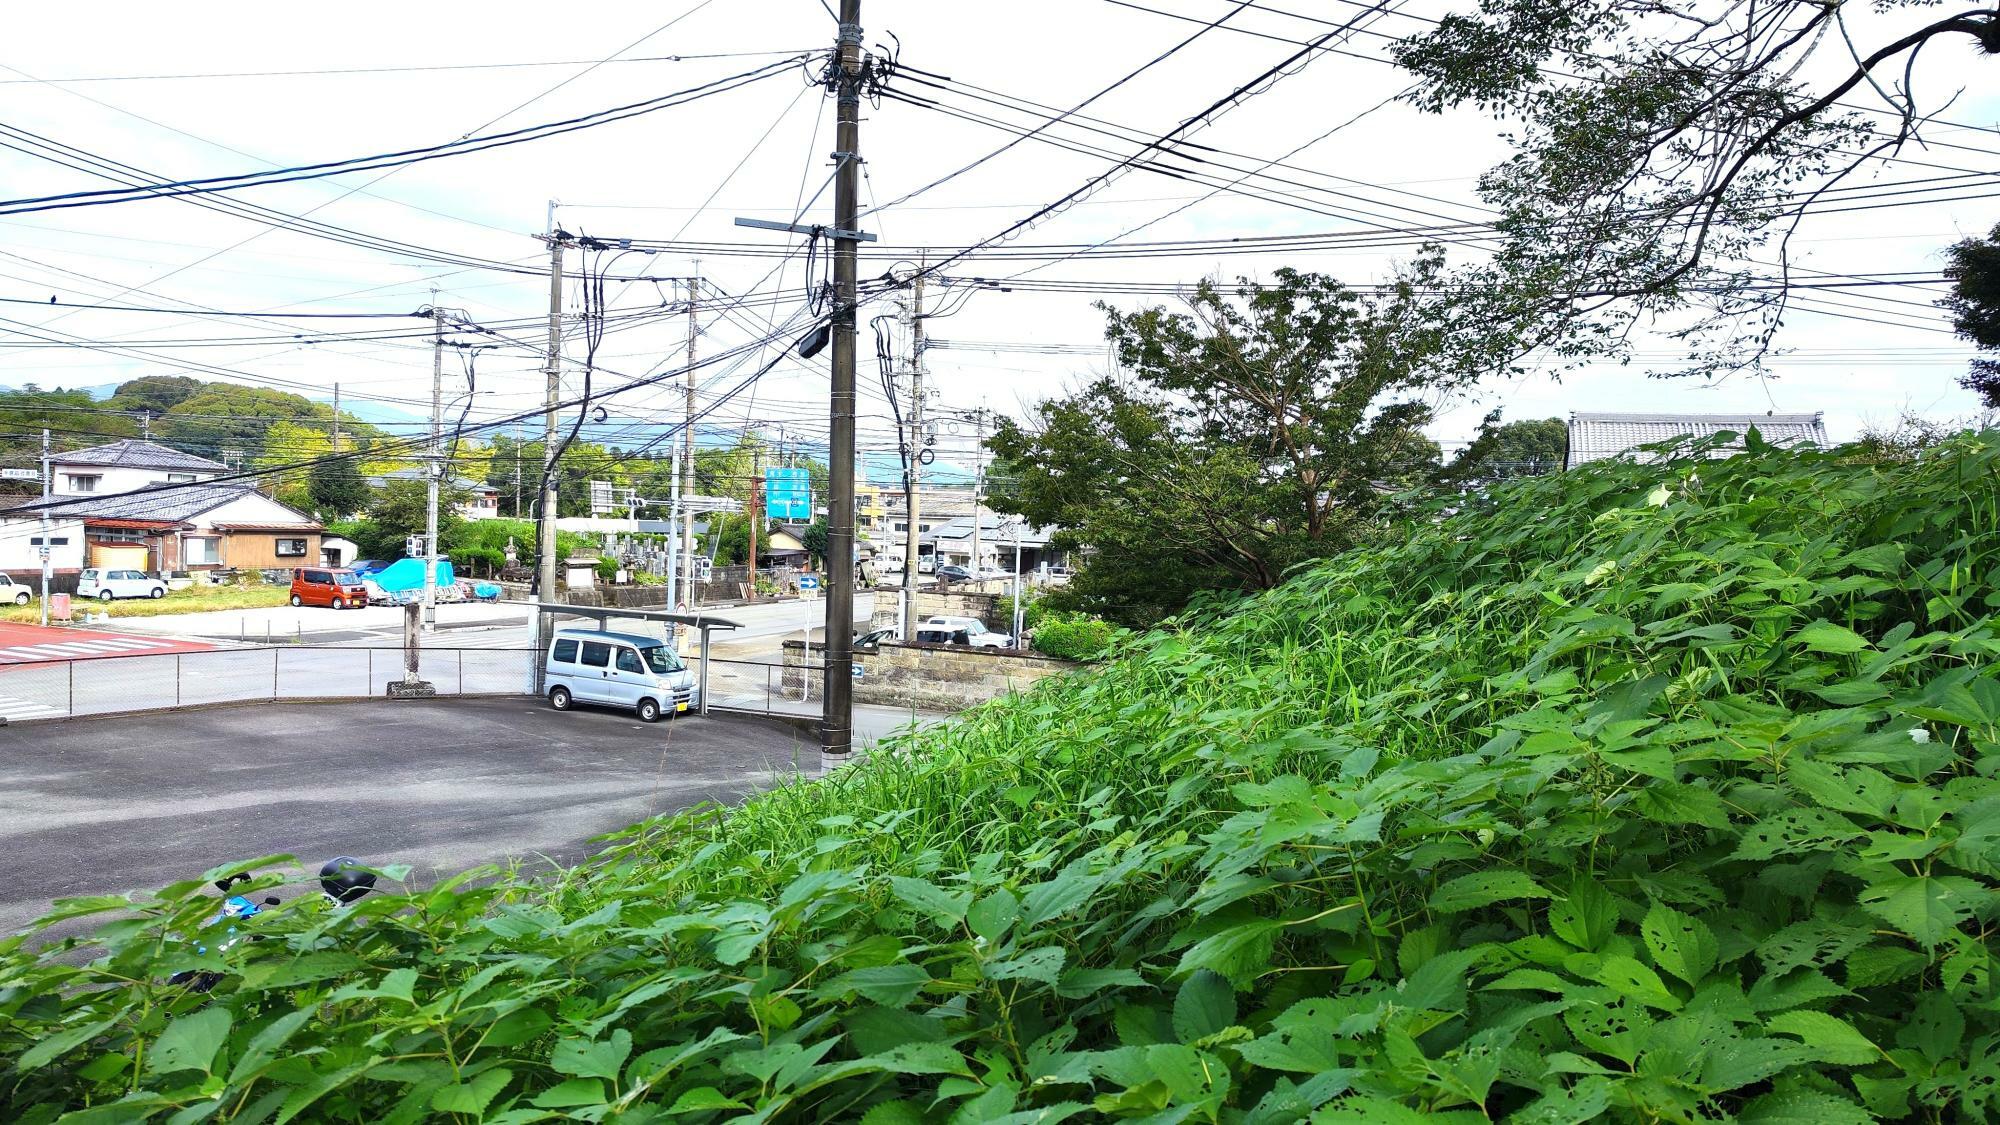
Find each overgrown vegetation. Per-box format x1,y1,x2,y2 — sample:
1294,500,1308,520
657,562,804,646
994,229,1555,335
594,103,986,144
1030,611,1118,662
0,582,289,624
6,435,2000,1121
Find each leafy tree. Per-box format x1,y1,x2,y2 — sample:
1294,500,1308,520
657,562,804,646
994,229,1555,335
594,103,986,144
160,385,330,462
801,518,829,566
307,456,370,519
989,268,1468,625
103,375,201,416
1944,226,2000,408
356,479,463,560
1391,0,2000,379
0,388,135,463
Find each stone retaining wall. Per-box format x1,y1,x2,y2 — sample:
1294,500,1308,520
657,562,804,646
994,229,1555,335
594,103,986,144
784,638,1072,712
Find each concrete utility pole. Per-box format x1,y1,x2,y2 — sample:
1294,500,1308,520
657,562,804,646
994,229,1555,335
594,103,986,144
331,383,341,454
535,222,566,686
748,447,762,597
423,296,444,632
665,447,681,610
681,276,698,610
38,428,50,628
821,0,864,758
970,407,985,581
902,260,925,639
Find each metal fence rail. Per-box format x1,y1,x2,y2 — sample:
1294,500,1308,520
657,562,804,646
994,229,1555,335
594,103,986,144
0,647,535,724
702,657,828,718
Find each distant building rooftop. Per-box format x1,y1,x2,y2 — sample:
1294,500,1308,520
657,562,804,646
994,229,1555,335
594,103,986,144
51,439,227,473
1566,412,1829,469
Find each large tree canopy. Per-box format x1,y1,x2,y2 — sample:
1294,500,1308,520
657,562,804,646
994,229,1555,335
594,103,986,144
1393,0,2000,377
989,268,1472,625
1944,225,2000,407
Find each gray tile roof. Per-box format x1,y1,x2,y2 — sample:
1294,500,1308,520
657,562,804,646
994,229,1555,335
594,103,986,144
19,484,260,524
1566,412,1829,469
52,439,227,473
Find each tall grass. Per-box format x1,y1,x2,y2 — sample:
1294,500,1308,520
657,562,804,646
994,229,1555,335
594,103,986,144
5,435,2000,1122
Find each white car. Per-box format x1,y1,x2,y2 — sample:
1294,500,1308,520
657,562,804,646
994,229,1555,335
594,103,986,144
917,615,1014,649
77,568,166,601
0,574,29,605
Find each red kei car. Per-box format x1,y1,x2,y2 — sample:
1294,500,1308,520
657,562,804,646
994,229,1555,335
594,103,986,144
289,567,368,609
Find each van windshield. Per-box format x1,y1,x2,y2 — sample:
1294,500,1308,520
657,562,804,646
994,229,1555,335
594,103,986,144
640,645,684,674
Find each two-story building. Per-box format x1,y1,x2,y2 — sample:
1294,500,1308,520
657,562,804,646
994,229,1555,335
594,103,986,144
0,440,322,582
365,469,501,520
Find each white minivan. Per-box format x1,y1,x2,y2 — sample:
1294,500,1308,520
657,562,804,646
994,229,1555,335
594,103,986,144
544,628,698,723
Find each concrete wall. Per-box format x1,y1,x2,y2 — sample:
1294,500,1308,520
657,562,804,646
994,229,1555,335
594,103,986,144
867,588,1007,633
785,638,1072,712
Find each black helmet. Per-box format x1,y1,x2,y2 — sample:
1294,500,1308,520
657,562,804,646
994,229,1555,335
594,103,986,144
319,857,376,904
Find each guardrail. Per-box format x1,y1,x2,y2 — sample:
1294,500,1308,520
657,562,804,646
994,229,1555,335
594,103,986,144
0,647,535,724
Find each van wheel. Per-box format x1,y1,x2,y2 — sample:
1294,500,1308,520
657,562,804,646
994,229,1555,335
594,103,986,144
637,698,662,723
149,587,165,599
549,686,573,711
331,597,345,610
289,594,302,607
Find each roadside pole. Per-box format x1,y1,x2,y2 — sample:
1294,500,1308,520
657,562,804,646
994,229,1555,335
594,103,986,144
423,297,443,633
681,276,698,610
1011,528,1024,645
38,428,51,627
748,448,762,597
534,221,565,692
821,0,864,759
665,447,681,612
902,257,924,639
970,408,985,582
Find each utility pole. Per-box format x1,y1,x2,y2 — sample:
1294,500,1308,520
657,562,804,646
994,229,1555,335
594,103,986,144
665,447,681,611
535,221,566,687
902,259,925,639
970,408,986,582
38,428,50,628
331,383,341,454
423,295,444,632
748,448,762,597
681,276,698,610
140,412,151,442
821,0,864,758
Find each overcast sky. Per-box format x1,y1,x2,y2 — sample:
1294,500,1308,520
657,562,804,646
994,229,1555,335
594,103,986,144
1,0,1994,481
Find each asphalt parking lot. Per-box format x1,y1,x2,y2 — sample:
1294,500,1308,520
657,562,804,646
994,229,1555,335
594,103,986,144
0,698,823,934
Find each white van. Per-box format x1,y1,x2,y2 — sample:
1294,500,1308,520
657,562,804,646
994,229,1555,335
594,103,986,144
544,628,698,723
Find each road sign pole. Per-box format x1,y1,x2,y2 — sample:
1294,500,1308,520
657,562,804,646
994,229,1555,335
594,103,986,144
39,428,51,628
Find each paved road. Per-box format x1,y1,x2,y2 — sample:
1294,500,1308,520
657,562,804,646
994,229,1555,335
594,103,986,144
0,698,825,934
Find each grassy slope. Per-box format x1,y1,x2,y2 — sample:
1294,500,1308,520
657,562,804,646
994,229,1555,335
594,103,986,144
5,437,2000,1122
0,583,288,624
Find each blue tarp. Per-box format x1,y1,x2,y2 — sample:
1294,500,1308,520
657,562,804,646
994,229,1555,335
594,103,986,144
369,558,455,592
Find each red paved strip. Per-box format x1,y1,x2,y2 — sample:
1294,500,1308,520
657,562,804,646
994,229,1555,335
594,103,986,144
0,622,215,664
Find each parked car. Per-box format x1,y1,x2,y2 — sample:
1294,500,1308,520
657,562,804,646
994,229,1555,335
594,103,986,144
544,628,698,722
289,567,368,609
854,628,895,648
0,574,29,605
77,568,166,601
936,565,973,583
918,615,1013,648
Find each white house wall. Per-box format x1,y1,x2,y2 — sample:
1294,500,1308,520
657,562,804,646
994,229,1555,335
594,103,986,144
50,463,218,497
0,517,87,572
187,493,319,531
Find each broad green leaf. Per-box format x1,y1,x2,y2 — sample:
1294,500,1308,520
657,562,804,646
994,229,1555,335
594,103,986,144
1593,955,1681,1011
1509,1076,1612,1125
1020,870,1098,926
1549,879,1619,952
1428,869,1550,913
1631,780,1732,829
1731,808,1863,861
1794,620,1872,655
1738,1090,1873,1125
1640,902,1717,986
968,888,1019,942
1786,759,1898,819
145,1008,231,1076
530,1078,606,1109
986,946,1065,984
824,964,931,1007
552,1028,633,1082
16,1018,115,1072
1765,1010,1880,1065
1172,970,1235,1043
431,1067,512,1115
887,876,970,927
1700,1038,1814,1092
1858,875,1985,948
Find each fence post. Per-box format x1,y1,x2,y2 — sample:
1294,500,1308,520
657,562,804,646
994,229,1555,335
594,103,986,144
367,648,374,697
67,658,73,716
175,654,182,708
458,651,464,696
272,648,279,701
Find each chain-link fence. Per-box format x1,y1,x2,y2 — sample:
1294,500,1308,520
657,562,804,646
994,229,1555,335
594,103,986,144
0,647,534,723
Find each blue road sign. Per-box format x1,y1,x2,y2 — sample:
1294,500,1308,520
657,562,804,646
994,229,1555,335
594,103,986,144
765,467,812,520
799,574,820,590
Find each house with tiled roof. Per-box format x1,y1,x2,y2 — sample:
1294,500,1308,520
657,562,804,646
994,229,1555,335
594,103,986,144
0,440,321,580
1565,412,1830,470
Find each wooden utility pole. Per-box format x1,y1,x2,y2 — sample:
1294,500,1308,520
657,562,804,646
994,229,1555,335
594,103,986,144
821,0,864,757
331,383,341,454
748,448,763,597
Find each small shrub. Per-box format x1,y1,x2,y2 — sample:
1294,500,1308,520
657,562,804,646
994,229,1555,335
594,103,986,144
1030,610,1116,661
